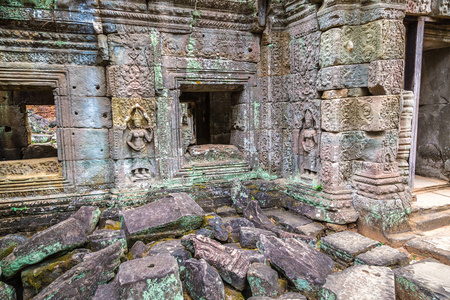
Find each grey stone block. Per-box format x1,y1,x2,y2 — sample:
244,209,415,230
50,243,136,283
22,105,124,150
247,263,280,298
73,159,112,186
185,258,225,300
355,245,409,268
70,97,112,129
67,66,107,97
239,227,276,249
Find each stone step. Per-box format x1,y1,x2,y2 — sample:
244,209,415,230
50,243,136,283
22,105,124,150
409,211,450,232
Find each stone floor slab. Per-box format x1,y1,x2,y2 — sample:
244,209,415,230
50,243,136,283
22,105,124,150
406,236,450,265
394,259,450,299
319,265,395,300
320,231,380,267
355,245,409,268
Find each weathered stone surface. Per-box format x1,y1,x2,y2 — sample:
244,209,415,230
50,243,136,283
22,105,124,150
71,206,101,235
231,178,250,213
34,241,124,300
368,60,404,95
394,259,450,300
278,292,307,299
116,254,183,300
273,230,317,248
243,201,276,231
216,206,237,217
258,235,334,298
196,228,215,239
204,213,229,242
319,265,395,300
322,89,348,99
148,239,192,278
21,249,91,300
92,282,119,300
88,229,127,252
355,245,409,268
185,234,251,291
406,236,450,265
0,234,28,261
120,193,205,242
247,263,280,298
320,231,380,267
262,208,324,237
185,258,225,300
223,217,255,243
0,281,16,300
224,284,246,300
239,227,276,249
0,217,87,278
128,241,148,260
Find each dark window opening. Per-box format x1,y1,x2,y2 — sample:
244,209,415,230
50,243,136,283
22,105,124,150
0,89,57,161
179,91,233,147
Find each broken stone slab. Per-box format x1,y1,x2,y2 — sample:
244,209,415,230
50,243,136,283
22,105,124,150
0,281,16,300
0,234,28,261
320,231,380,267
263,208,324,237
120,193,205,242
148,239,192,280
88,229,127,252
70,206,101,235
273,229,317,248
319,265,395,300
185,258,225,300
21,249,91,299
355,245,409,268
405,236,450,265
258,235,334,298
196,228,215,239
278,292,307,299
0,217,87,278
33,241,124,300
231,178,250,213
244,201,276,231
247,263,280,298
204,213,229,242
394,259,450,299
185,234,252,291
215,206,237,217
223,217,255,243
116,254,183,300
128,241,148,260
239,227,276,249
92,282,119,300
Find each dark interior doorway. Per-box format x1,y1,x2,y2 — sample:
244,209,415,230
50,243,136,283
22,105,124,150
0,88,57,161
179,91,233,146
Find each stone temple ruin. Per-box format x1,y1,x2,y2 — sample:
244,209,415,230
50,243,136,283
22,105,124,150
0,0,450,299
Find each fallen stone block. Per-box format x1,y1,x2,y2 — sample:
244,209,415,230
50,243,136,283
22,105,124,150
0,218,87,278
231,178,250,213
244,201,276,231
120,193,205,242
263,208,324,237
88,229,127,252
405,236,450,265
355,245,409,268
196,228,215,239
92,282,119,300
319,265,395,300
320,231,380,267
128,241,148,260
34,241,124,300
22,249,91,299
247,263,280,298
223,217,255,243
279,292,307,299
71,206,101,235
204,213,229,242
394,259,450,300
239,227,276,249
258,235,334,298
116,254,183,300
0,281,16,300
185,258,225,300
0,234,28,261
273,229,317,248
185,234,252,291
148,239,192,280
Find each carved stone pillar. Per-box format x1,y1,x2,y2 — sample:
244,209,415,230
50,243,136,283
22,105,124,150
397,91,414,183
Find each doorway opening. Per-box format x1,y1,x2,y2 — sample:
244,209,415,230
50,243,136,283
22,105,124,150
0,89,57,161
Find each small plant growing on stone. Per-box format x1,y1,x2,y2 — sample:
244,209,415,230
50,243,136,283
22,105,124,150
11,206,28,212
314,184,323,192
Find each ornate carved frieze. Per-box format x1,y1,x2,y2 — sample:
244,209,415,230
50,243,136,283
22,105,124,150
406,0,432,14
319,20,405,68
260,31,290,77
321,95,400,132
289,31,321,75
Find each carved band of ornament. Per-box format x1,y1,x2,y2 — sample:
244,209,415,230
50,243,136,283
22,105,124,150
0,38,98,51
0,29,98,43
0,51,97,65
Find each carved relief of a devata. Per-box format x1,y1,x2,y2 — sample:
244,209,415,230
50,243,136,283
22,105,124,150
126,108,154,181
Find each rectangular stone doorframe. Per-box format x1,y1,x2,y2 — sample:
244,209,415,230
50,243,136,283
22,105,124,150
404,17,425,189
0,64,75,188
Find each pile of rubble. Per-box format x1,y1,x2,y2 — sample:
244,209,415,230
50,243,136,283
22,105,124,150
0,193,449,300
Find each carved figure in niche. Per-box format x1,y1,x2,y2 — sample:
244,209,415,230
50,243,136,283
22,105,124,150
127,108,153,181
180,103,196,155
300,109,318,174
